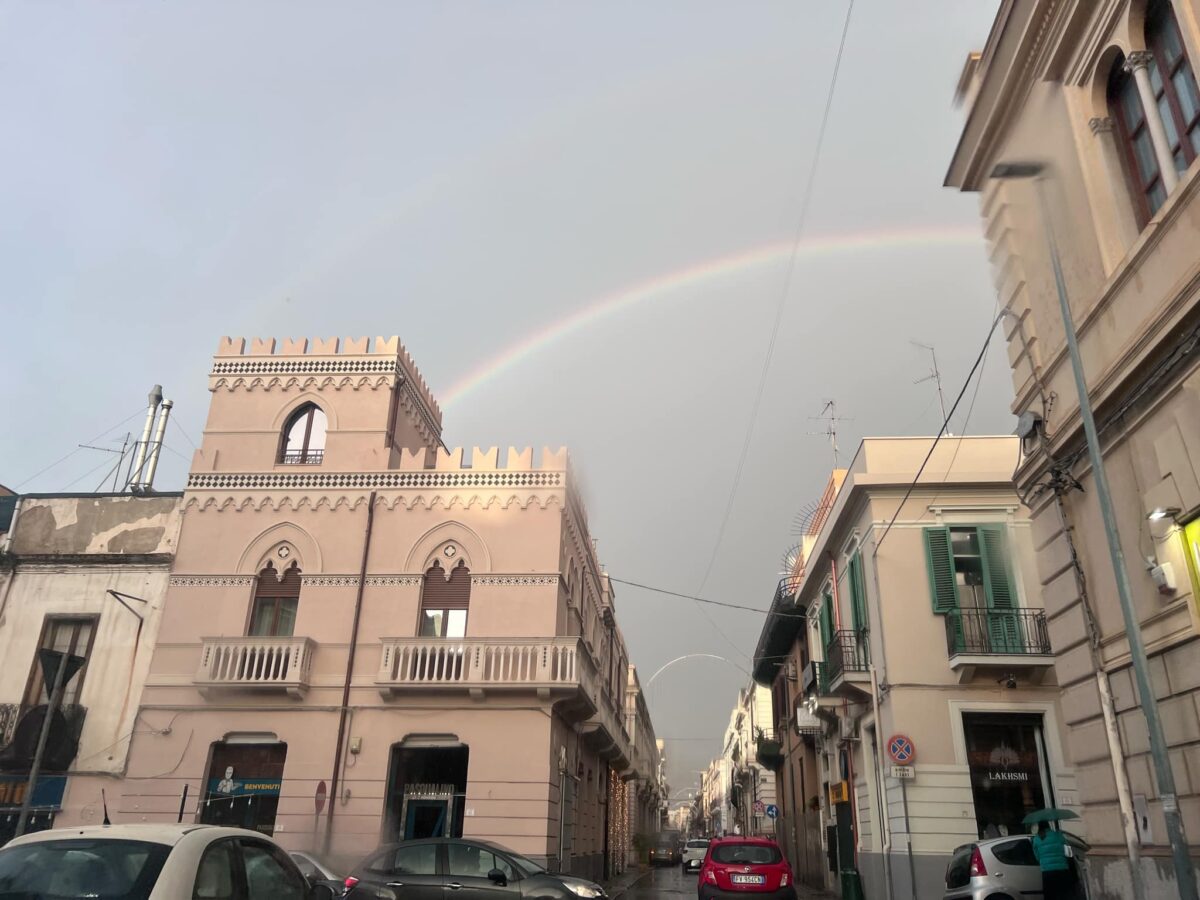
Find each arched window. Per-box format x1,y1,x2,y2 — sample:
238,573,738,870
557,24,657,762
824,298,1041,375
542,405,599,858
279,403,327,465
250,561,302,636
1111,1,1200,223
418,559,470,638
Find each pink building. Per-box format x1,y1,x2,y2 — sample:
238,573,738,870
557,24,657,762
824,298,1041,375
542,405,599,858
117,335,659,879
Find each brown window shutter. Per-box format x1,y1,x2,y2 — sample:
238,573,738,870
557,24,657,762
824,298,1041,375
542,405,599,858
420,559,471,610
256,561,302,599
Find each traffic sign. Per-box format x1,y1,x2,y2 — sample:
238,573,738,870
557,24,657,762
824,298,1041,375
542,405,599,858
890,766,915,780
314,781,327,815
765,804,779,819
753,799,765,814
887,734,916,765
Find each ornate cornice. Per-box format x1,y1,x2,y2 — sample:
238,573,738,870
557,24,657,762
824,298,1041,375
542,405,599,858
187,471,563,490
211,374,395,393
1089,116,1114,134
182,493,562,513
167,573,559,587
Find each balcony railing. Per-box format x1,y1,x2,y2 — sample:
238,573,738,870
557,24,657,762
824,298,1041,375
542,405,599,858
801,661,830,697
195,636,315,698
377,637,591,694
278,449,324,465
825,629,869,683
945,609,1051,657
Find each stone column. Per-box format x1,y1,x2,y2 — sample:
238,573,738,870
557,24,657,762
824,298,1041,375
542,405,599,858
1089,115,1141,249
1124,50,1180,191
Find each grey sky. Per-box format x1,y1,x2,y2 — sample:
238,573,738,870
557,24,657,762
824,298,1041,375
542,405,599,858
1,1,1007,795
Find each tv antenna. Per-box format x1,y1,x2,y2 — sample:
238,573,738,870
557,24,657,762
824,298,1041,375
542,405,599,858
912,341,951,435
78,433,132,492
808,400,851,468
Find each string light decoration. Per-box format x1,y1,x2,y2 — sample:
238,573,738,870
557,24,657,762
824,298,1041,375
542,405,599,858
609,772,629,874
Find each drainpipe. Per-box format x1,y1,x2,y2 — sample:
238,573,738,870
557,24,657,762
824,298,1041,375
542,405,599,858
864,533,896,900
1052,491,1145,900
325,490,377,852
827,554,861,874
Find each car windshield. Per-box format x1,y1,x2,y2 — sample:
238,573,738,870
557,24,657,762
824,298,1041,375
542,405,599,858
0,838,172,900
710,843,781,865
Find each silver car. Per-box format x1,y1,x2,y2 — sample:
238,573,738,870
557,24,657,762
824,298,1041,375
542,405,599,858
943,833,1089,900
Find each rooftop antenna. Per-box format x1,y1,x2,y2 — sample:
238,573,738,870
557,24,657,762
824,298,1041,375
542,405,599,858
77,432,131,493
808,400,851,468
912,341,951,435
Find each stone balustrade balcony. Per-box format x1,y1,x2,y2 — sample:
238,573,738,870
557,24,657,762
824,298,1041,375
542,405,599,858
195,636,315,699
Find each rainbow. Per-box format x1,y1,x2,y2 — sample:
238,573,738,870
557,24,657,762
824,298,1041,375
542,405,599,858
441,226,984,407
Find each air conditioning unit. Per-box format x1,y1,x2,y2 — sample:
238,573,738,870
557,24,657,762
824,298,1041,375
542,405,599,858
838,717,859,743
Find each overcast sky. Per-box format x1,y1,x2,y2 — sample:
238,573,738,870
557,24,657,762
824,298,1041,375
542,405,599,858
1,1,1007,797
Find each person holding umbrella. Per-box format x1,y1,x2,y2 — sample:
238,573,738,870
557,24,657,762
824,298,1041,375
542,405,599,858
1025,808,1080,898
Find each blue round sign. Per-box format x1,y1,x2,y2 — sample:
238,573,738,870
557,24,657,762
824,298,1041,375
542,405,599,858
765,804,779,819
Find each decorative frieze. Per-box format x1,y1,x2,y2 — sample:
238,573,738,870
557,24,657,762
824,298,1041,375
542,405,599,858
169,576,255,587
170,573,559,587
473,575,560,586
365,576,424,586
187,471,564,490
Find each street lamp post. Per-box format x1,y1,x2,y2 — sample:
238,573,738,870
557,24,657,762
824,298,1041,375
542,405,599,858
992,161,1198,900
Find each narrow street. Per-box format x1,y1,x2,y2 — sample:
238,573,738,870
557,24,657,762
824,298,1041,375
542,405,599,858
621,866,832,900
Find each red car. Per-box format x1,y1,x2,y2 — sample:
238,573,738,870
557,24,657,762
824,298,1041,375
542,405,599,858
697,837,796,900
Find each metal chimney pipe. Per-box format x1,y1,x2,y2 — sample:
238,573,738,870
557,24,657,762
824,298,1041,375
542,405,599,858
142,399,173,491
128,385,163,490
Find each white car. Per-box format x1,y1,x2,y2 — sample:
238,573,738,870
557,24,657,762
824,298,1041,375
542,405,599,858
0,822,335,900
681,838,711,873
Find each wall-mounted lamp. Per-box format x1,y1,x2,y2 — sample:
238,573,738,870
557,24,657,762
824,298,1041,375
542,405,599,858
1147,506,1182,522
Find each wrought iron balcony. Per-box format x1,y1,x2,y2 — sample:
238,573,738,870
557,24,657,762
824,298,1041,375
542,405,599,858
801,661,830,697
945,609,1051,656
278,449,324,465
195,636,315,699
944,609,1053,684
825,629,869,681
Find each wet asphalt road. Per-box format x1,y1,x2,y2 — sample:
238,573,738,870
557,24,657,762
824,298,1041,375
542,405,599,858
622,864,696,900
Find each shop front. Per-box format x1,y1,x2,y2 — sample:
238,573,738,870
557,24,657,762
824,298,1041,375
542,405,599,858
199,741,287,835
962,713,1053,839
0,775,66,846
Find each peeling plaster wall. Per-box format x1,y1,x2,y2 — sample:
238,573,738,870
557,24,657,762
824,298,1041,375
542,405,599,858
8,496,180,557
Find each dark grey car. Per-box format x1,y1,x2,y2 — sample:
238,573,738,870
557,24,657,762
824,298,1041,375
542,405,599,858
345,838,600,900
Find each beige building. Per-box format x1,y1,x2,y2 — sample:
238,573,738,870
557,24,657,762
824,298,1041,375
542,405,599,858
110,335,654,880
947,1,1200,896
713,683,778,838
0,492,182,844
755,437,1075,899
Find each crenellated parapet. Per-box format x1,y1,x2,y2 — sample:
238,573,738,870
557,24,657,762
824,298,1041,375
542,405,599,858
211,335,442,431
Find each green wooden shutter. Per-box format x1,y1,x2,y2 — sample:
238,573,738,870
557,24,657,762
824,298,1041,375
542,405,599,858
923,527,960,614
978,524,1021,650
849,551,868,633
819,590,834,654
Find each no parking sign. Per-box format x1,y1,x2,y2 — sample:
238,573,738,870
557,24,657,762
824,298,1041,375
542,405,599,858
886,734,916,766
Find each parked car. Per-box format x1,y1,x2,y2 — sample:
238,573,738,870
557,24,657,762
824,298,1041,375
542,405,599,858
649,834,680,867
944,832,1089,900
0,823,335,899
343,837,606,900
697,836,795,900
291,849,345,895
682,838,711,873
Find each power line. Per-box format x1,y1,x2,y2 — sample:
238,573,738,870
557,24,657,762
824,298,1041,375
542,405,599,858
171,416,199,451
609,577,807,618
873,311,1004,556
15,407,145,489
696,0,857,594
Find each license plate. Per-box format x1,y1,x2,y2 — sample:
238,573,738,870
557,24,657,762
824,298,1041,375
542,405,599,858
731,875,765,884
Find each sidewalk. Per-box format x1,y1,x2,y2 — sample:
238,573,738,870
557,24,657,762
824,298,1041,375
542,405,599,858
604,864,651,899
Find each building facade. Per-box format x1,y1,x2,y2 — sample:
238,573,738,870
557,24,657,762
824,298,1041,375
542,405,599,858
0,492,182,844
716,684,778,838
623,665,666,864
947,2,1200,896
115,335,653,879
755,437,1076,899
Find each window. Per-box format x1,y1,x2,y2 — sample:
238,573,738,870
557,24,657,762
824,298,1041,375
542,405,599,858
193,839,239,900
924,525,1020,651
1110,1,1200,223
249,561,301,637
278,403,326,464
847,550,868,634
390,843,438,876
22,616,98,712
817,589,834,655
240,840,306,900
447,843,515,880
418,559,470,638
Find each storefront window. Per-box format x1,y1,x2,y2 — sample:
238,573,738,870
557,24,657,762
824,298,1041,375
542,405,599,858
962,713,1051,839
200,742,287,835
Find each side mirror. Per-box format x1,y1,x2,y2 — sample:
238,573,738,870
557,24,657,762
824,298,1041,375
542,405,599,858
487,869,508,886
308,885,336,900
